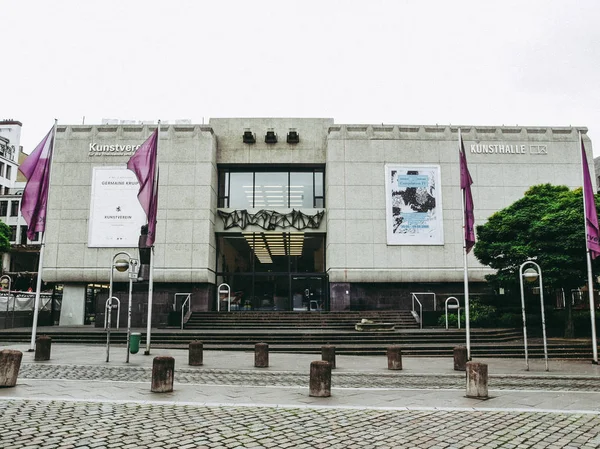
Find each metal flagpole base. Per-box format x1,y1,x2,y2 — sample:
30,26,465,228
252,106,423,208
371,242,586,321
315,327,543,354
27,349,34,352
144,350,151,355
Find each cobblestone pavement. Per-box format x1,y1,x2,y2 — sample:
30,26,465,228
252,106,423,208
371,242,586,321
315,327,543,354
1,399,599,449
18,363,600,391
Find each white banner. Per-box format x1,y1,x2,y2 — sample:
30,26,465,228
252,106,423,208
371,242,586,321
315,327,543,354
88,166,146,247
385,164,444,245
0,293,52,311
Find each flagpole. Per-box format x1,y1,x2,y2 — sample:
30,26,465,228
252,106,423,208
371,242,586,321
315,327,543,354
145,247,155,355
459,128,471,360
144,120,159,355
29,119,58,352
580,131,599,364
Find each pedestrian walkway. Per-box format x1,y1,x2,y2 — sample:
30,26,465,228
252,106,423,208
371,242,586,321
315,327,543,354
1,342,600,448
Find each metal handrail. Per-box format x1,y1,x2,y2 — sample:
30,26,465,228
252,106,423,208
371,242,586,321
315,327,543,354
445,296,461,329
104,297,121,330
410,292,437,311
181,294,191,330
174,293,192,311
410,293,423,329
217,283,231,312
1,275,12,329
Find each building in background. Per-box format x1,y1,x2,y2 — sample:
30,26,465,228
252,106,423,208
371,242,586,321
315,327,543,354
33,119,594,327
0,120,42,290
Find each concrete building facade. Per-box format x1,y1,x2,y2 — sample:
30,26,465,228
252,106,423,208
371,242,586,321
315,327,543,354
40,119,592,326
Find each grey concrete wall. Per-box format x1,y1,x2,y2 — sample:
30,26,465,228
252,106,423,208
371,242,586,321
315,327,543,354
326,125,592,284
211,118,332,165
44,124,217,285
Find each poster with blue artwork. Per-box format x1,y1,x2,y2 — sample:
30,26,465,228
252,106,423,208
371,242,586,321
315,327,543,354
385,164,444,245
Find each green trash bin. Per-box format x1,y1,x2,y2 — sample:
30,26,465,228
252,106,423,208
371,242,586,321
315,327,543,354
129,333,141,354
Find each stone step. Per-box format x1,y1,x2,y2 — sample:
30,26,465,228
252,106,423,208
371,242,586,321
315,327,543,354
184,311,420,330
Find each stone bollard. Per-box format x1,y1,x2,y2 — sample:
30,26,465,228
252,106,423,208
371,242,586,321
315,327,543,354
309,360,331,397
453,346,468,371
387,346,403,370
151,356,175,393
189,341,203,366
466,362,488,398
0,349,23,387
255,343,269,368
321,345,336,369
35,335,52,362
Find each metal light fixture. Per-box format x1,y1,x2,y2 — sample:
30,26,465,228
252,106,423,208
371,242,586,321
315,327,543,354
519,260,549,372
265,129,277,144
243,129,256,144
287,129,299,144
106,251,139,363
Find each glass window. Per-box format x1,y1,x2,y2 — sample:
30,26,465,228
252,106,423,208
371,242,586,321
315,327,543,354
255,172,288,208
9,225,16,242
5,165,11,180
0,162,4,177
229,172,254,209
20,225,27,245
10,200,19,217
217,171,229,207
218,167,326,209
289,172,313,209
0,200,7,216
314,171,324,208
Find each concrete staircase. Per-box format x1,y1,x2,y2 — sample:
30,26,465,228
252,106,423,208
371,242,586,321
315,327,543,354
0,329,596,359
0,312,596,358
183,311,420,330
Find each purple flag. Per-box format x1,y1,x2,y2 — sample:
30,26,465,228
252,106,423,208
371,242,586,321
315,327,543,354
127,128,159,246
581,137,600,259
460,134,475,253
19,126,55,240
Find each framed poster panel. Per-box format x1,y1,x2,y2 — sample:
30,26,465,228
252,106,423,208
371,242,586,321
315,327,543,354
88,166,146,247
385,164,444,245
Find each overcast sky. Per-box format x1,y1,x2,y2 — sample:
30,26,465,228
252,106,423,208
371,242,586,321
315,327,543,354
4,0,600,155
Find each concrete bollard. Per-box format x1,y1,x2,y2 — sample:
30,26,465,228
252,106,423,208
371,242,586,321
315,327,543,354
255,343,269,368
466,362,488,398
321,345,336,369
309,360,331,397
453,346,468,371
387,345,403,370
151,356,175,393
189,341,203,366
35,335,52,362
0,349,23,387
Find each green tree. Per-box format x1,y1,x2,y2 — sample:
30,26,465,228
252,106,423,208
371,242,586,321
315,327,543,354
0,220,10,255
473,184,597,337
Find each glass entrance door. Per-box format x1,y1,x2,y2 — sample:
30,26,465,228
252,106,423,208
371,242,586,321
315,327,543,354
216,232,327,311
291,275,328,311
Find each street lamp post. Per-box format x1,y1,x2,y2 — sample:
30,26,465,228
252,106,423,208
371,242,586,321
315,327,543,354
1,275,12,329
519,261,549,371
106,252,139,363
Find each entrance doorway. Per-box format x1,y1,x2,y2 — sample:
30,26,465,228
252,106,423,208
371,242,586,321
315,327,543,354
216,232,327,311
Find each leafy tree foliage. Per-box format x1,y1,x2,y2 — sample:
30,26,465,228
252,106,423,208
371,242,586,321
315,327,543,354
473,184,598,336
0,220,11,254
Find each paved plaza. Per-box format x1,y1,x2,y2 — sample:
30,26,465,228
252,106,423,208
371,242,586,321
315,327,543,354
1,342,600,448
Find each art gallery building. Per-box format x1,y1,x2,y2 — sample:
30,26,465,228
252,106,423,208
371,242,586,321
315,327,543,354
42,118,592,326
